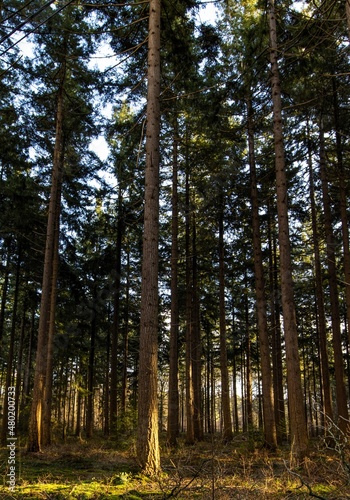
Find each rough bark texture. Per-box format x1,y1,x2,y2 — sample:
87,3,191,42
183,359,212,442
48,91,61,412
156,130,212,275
136,0,161,476
42,193,60,446
332,79,350,349
167,128,179,445
110,187,123,433
27,65,65,452
307,125,333,423
191,216,203,441
247,97,277,449
268,0,308,461
185,167,195,445
218,205,233,442
319,122,349,433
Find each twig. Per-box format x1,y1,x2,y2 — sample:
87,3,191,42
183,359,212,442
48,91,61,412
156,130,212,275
284,460,327,500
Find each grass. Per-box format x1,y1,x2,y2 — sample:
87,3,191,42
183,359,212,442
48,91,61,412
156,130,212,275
0,433,349,499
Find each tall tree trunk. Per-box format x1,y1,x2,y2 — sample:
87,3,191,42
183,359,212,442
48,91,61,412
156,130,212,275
136,0,161,475
244,272,253,429
110,185,123,433
121,252,130,416
104,328,110,436
185,166,195,445
86,288,97,439
268,209,286,442
167,125,180,446
27,61,65,452
307,122,333,424
218,203,233,442
319,121,349,433
247,96,277,449
42,193,61,446
332,78,350,348
268,0,308,460
191,215,203,441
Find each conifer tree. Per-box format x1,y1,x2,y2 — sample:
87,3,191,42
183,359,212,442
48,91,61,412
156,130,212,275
268,0,308,460
136,0,161,475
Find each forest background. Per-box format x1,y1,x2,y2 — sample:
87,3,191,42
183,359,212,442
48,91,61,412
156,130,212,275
1,0,350,497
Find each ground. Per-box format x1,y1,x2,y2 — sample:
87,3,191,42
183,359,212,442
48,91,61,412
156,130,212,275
0,433,349,499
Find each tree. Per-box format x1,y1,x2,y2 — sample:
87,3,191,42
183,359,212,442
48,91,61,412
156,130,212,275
136,0,161,475
247,94,277,450
268,0,308,460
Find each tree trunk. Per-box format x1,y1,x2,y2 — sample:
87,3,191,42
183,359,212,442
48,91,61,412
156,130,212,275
121,252,130,416
136,0,161,476
319,120,349,433
185,166,195,445
167,125,180,446
86,290,97,439
247,96,277,449
218,203,233,442
268,0,308,461
307,122,333,423
42,193,60,446
110,186,123,433
191,215,203,441
332,78,350,349
268,208,286,442
27,61,65,452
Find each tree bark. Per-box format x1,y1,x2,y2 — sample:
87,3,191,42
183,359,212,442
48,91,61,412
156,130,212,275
319,120,349,433
167,124,180,446
42,192,60,446
306,121,333,424
191,215,203,441
110,184,123,433
218,203,233,442
136,0,161,475
185,166,195,445
268,0,308,461
332,78,350,349
247,96,277,449
27,61,65,452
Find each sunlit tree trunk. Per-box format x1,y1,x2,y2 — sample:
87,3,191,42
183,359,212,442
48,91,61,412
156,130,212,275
136,0,161,475
28,62,65,452
42,197,60,446
268,0,308,460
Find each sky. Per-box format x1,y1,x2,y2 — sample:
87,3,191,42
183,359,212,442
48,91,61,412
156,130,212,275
89,1,219,162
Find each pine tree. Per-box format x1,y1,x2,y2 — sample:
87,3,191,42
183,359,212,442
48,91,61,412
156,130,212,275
268,0,308,460
136,0,161,475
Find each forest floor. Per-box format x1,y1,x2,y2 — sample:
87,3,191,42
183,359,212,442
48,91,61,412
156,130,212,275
0,432,350,499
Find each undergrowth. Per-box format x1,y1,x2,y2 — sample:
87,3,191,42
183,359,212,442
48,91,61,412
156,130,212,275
0,433,349,499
